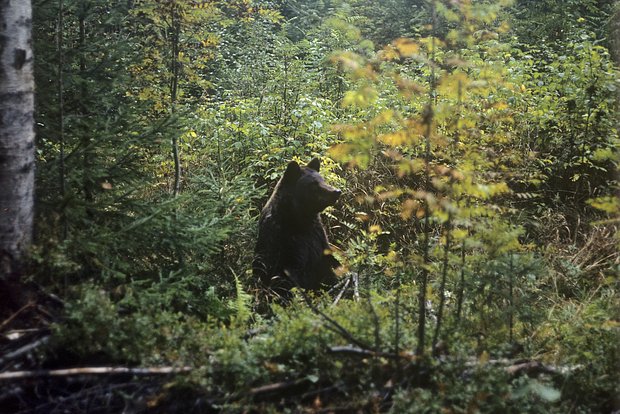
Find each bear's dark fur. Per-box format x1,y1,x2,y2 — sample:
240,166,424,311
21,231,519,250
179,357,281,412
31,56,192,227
253,158,341,297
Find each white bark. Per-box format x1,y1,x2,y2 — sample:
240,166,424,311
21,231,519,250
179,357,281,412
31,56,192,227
0,1,35,279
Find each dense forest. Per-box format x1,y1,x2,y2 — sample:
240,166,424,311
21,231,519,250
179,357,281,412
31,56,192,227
0,0,618,412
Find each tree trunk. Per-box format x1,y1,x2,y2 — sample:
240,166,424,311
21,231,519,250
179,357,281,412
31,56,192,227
170,5,181,196
0,0,35,310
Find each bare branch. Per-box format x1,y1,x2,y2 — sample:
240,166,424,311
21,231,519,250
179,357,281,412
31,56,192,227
0,366,192,381
0,335,50,367
249,378,309,396
0,302,34,332
328,345,415,361
331,276,350,306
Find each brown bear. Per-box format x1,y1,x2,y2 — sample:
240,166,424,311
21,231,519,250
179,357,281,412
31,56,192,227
253,158,341,298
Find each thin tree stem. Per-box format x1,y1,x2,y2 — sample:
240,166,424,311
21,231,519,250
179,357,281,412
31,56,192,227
509,252,514,344
78,11,93,210
57,0,67,241
433,211,452,355
394,270,402,380
455,239,466,322
416,0,437,358
170,5,181,196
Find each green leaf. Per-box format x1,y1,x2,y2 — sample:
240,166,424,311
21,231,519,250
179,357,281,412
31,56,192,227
530,381,561,402
307,374,319,383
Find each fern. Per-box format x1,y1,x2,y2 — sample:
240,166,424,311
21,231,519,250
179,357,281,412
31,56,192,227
229,270,252,325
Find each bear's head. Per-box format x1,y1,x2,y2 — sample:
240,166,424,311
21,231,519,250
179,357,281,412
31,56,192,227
282,158,341,216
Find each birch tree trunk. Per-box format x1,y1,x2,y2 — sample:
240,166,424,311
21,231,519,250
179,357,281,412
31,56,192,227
0,0,35,305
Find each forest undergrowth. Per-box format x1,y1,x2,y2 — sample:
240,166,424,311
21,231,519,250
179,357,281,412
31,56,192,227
0,0,618,412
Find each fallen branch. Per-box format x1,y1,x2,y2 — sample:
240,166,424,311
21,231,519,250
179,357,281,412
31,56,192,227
462,358,582,378
505,360,559,376
249,377,309,397
504,360,582,376
0,302,34,332
328,345,415,361
0,335,50,367
327,347,580,378
0,366,192,381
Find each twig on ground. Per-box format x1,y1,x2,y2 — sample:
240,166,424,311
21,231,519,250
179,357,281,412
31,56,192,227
0,366,192,381
249,378,309,397
0,336,51,367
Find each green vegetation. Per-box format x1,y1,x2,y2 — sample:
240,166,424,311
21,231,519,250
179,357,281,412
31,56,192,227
1,0,617,412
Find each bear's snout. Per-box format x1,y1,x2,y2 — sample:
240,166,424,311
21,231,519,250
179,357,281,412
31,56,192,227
323,187,341,204
315,186,340,210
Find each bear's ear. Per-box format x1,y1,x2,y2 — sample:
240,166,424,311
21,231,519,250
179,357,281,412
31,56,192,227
307,158,321,172
283,160,301,183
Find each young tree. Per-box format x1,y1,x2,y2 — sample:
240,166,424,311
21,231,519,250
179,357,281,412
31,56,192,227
0,1,35,309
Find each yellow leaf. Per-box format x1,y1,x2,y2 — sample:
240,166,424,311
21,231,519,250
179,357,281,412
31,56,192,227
331,51,362,72
479,350,490,365
379,45,400,61
400,199,419,220
591,148,614,162
416,207,426,219
436,2,460,22
457,118,476,129
452,228,469,240
379,131,408,146
386,250,398,262
355,212,370,222
393,38,419,57
438,72,469,99
587,196,619,214
342,87,378,108
394,75,426,97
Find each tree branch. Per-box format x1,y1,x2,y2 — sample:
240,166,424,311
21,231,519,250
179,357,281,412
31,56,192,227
328,345,415,361
0,302,34,332
0,335,50,367
0,366,192,381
